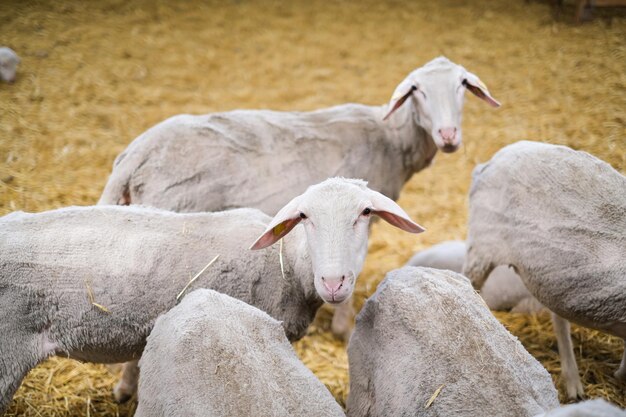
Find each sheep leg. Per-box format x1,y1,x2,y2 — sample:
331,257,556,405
551,312,584,399
114,359,140,403
462,245,495,290
510,296,545,314
331,299,355,342
615,339,626,380
0,343,33,413
0,330,56,414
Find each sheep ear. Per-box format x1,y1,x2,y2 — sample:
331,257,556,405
369,190,425,233
383,79,417,121
250,196,303,250
464,71,500,108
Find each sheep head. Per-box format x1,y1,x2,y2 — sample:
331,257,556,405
384,56,500,153
251,178,424,305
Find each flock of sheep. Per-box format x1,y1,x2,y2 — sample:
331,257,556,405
1,51,625,417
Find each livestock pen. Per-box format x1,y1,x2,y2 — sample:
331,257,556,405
1,0,624,415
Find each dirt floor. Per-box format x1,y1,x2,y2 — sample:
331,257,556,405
1,0,625,415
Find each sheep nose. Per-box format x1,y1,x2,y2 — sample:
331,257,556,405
438,127,457,144
321,275,345,296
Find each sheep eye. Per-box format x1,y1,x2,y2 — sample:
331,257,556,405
299,212,307,219
362,208,371,216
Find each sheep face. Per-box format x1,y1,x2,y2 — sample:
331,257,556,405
384,56,500,153
0,48,20,84
251,178,424,305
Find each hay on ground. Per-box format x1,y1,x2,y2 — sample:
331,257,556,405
1,0,624,415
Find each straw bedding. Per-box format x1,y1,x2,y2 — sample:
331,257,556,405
1,0,624,415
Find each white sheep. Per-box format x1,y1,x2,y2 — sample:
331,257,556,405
98,55,499,340
346,266,559,417
136,288,345,417
0,177,423,411
406,240,544,313
463,140,626,399
0,47,20,83
533,399,626,417
98,56,499,213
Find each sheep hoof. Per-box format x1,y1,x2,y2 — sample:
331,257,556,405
332,325,353,343
565,380,585,400
113,381,136,404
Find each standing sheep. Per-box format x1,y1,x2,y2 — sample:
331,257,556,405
98,56,499,213
0,177,423,412
0,47,20,83
463,140,626,399
406,240,543,313
346,267,559,417
98,56,499,339
136,288,345,417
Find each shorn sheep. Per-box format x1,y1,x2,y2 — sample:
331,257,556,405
406,240,543,313
0,47,20,83
98,55,500,339
346,267,559,417
463,140,626,399
98,56,499,213
0,177,422,411
135,289,345,417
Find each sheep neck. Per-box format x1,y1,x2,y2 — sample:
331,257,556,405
281,225,318,303
377,102,438,184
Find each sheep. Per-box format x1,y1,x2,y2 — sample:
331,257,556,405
98,56,499,212
463,140,626,400
135,288,345,417
0,177,423,412
101,55,499,337
406,240,467,271
406,240,544,313
98,55,500,340
346,266,559,417
0,47,20,83
533,399,626,417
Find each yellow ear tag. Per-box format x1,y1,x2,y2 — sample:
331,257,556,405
391,91,405,101
477,79,488,91
273,222,286,236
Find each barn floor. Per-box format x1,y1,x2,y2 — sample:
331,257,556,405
1,0,625,415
